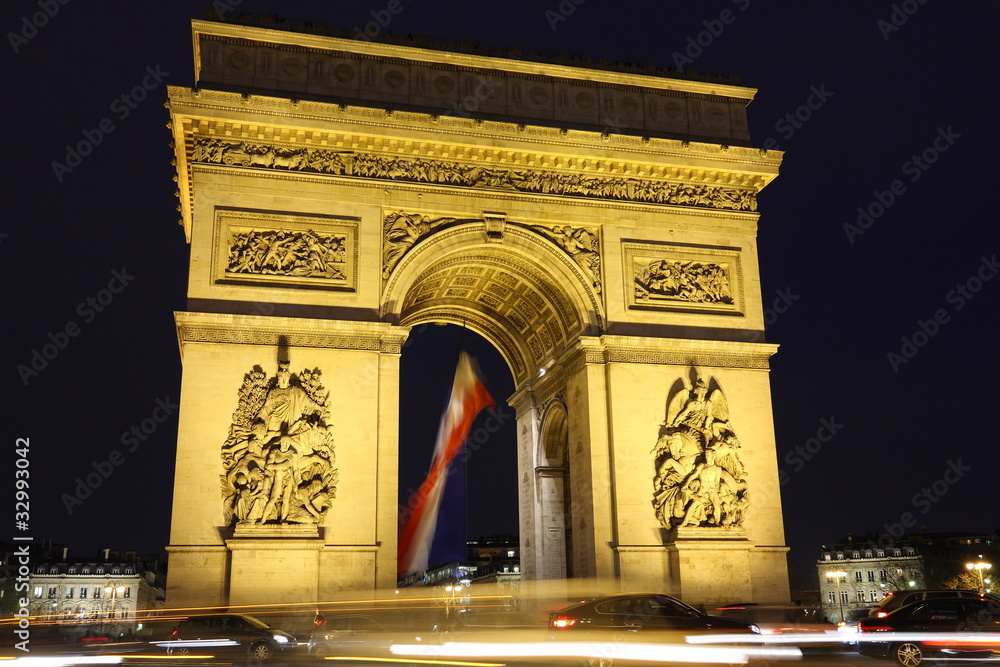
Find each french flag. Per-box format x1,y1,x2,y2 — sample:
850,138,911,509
398,351,494,577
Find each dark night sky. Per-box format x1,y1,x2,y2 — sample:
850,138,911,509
4,0,998,587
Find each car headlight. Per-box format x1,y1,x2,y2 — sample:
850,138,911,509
749,624,761,634
272,634,289,644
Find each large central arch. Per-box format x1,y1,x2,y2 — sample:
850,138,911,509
164,18,790,608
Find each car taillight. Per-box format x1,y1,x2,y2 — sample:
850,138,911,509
875,611,889,618
170,630,178,637
314,619,326,626
858,625,892,633
550,615,578,629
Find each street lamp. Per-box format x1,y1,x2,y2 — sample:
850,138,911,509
966,560,992,595
826,570,847,624
104,583,126,635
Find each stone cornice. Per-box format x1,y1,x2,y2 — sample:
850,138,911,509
169,87,781,170
174,311,409,354
562,335,778,373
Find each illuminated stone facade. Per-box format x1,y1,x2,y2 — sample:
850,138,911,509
165,18,789,607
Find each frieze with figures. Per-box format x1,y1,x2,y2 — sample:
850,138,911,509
652,374,749,532
221,363,339,528
635,258,733,305
192,137,757,211
228,228,347,280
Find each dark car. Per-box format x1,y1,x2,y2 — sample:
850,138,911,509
857,595,1000,666
549,593,761,635
869,589,984,618
159,613,296,662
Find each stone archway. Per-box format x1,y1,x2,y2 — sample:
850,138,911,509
381,222,601,581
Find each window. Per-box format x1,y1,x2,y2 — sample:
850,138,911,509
49,567,58,574
79,588,87,599
66,587,73,599
96,568,104,575
828,591,836,604
125,568,134,575
82,567,89,575
823,553,831,561
840,591,850,603
123,587,131,599
68,568,77,575
864,550,872,558
852,551,860,559
880,570,887,581
93,587,101,599
905,548,915,556
36,566,45,574
870,590,879,602
112,568,120,575
868,571,876,582
877,550,885,557
893,549,901,556
855,571,863,582
47,587,56,599
857,591,866,602
836,552,844,560
33,586,42,599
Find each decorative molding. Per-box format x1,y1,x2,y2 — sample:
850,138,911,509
623,240,743,315
563,338,774,372
190,135,758,212
382,212,477,278
174,313,409,354
214,208,358,291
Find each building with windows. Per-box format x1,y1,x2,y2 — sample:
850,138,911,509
816,532,1000,622
26,551,164,636
817,539,923,623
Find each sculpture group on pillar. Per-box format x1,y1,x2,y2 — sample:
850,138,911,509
221,363,339,527
652,375,748,530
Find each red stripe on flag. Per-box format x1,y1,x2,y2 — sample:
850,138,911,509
398,351,494,576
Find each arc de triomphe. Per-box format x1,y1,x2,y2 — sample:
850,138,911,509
165,18,789,608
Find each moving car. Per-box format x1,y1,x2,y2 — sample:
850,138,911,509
868,589,983,618
160,613,296,662
549,593,761,634
308,611,440,660
857,595,1000,666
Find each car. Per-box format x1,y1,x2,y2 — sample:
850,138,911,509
308,611,440,660
159,613,296,662
857,595,1000,666
868,589,985,618
709,603,827,634
549,593,761,635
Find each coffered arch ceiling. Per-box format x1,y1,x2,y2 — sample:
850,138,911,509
381,223,603,384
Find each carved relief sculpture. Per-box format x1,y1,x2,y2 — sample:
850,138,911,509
531,225,602,293
383,212,480,278
228,228,347,279
651,375,748,530
193,137,757,212
635,259,733,305
220,363,339,527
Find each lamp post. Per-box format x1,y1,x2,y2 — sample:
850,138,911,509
966,560,992,595
104,583,126,636
826,570,847,624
